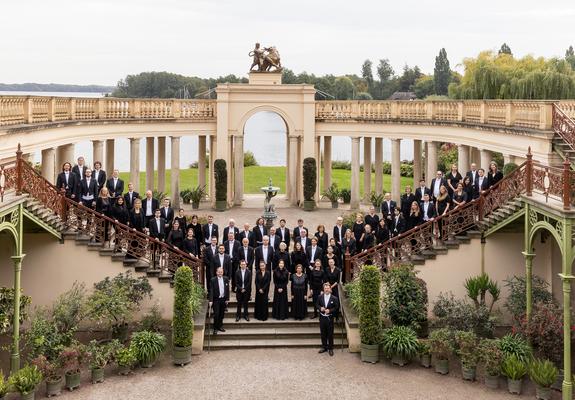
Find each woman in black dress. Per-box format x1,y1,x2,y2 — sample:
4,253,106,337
436,185,451,240
254,261,271,321
273,242,291,272
376,218,390,244
96,187,113,245
487,161,503,188
309,259,325,319
352,214,365,251
452,182,468,208
112,196,129,225
314,224,329,251
400,186,416,217
290,264,308,320
362,224,375,251
446,164,462,197
167,220,185,250
324,258,341,300
127,198,146,259
182,228,199,257
188,214,203,248
290,242,308,274
406,201,423,231
174,209,187,233
341,229,356,256
462,176,474,202
272,260,289,320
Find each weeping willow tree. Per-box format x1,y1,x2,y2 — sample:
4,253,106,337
449,51,575,99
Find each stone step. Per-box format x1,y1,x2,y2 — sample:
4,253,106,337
87,242,103,251
211,317,337,329
444,240,459,249
75,235,91,244
158,273,172,283
467,230,482,238
222,305,317,319
111,253,126,262
432,244,448,254
99,248,115,256
454,235,470,244
203,326,346,341
409,255,426,265
421,249,437,259
204,337,348,349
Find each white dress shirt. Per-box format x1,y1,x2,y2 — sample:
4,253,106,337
217,276,225,298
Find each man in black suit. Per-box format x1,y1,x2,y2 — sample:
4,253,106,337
92,161,106,192
252,221,267,246
414,179,432,203
277,219,291,246
123,182,139,210
79,169,98,209
235,260,252,322
332,217,348,251
213,244,232,278
237,238,254,271
381,192,397,222
159,197,174,233
364,206,380,231
292,219,308,243
420,193,437,222
56,162,79,200
317,282,340,356
148,209,165,269
430,171,447,201
224,232,241,288
238,222,254,248
202,215,219,246
106,169,124,203
209,266,229,334
268,226,281,251
72,156,88,181
204,236,219,284
142,190,159,226
255,235,274,271
306,237,323,269
391,208,406,237
222,219,240,241
473,168,489,199
296,229,312,251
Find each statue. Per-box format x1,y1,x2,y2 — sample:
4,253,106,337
261,178,280,229
249,43,282,72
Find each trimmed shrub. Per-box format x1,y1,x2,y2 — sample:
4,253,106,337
173,266,194,348
214,159,227,202
244,151,259,167
503,162,518,176
359,265,382,345
303,157,317,201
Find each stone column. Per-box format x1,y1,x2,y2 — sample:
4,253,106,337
129,138,140,192
10,255,24,373
105,139,114,174
350,137,361,209
145,137,154,191
374,138,383,195
209,136,216,202
413,139,422,187
391,139,401,202
458,144,470,174
234,135,244,206
480,149,492,171
315,136,321,202
171,136,181,208
288,136,298,205
323,136,332,191
56,144,74,170
426,141,438,184
198,135,206,190
92,140,104,167
41,148,56,184
157,137,166,192
363,137,372,202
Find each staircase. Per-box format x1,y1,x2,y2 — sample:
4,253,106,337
476,197,525,236
205,301,347,350
552,103,575,169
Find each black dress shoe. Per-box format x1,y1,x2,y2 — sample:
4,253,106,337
311,315,317,319
218,327,226,332
235,316,240,322
318,348,328,354
329,349,334,356
244,316,250,321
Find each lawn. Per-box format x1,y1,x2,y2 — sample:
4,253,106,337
119,167,413,196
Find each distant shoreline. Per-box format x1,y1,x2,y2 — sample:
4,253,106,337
0,83,114,93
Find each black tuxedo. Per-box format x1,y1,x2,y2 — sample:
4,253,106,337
92,169,107,191
223,226,240,241
142,197,159,224
212,253,232,277
209,275,230,331
79,177,98,207
238,230,254,248
234,268,252,319
430,178,447,200
56,171,79,199
106,177,124,199
236,245,255,270
306,245,324,265
473,175,490,199
204,245,219,282
202,223,219,245
316,294,340,350
224,239,241,258
332,225,348,247
296,236,312,251
123,191,140,209
466,170,479,187
381,200,397,221
391,215,406,236
72,165,88,181
268,234,281,252
415,186,432,203
255,245,274,271
276,227,291,245
148,217,166,240
420,201,438,221
160,206,174,224
292,226,309,243
252,225,268,246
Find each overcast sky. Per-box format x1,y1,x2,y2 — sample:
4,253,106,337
2,0,575,86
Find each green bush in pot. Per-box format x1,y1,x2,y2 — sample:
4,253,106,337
478,338,503,389
418,339,432,368
115,346,137,376
213,159,227,211
454,330,480,381
428,328,454,375
302,157,317,210
172,266,195,366
9,365,42,400
321,183,341,208
381,325,419,366
59,343,87,391
130,330,166,368
501,355,527,395
529,359,558,400
358,265,382,363
31,355,62,397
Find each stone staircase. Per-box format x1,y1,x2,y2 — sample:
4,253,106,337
407,230,481,266
23,197,66,232
204,301,347,350
476,197,525,234
552,135,575,169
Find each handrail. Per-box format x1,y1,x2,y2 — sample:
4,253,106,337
552,103,575,152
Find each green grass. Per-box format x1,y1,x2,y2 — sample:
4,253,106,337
119,167,413,196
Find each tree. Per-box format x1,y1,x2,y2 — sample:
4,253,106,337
398,65,422,91
434,48,451,95
498,43,512,56
334,76,355,99
414,75,435,98
566,45,575,69
361,59,374,90
377,59,394,83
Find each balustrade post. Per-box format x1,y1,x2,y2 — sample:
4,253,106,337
478,195,484,221
563,159,571,210
390,102,398,119
539,102,553,130
23,98,33,124
350,101,358,119
457,102,464,122
426,102,434,120
15,144,23,195
68,98,76,120
526,148,533,197
48,98,56,122
131,100,141,118
505,102,515,126
172,100,181,118
479,101,486,124
97,98,106,119
344,249,351,283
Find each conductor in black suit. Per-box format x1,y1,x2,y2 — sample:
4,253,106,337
235,260,252,321
317,282,340,356
56,162,79,200
209,266,229,334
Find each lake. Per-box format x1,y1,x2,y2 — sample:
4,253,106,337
1,91,414,169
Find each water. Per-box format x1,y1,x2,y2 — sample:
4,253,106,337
2,91,414,169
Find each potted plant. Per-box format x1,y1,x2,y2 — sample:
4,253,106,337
369,191,385,209
501,355,527,395
321,183,341,208
340,188,351,204
213,159,227,211
478,338,503,389
59,343,86,391
86,339,120,384
498,333,532,364
189,185,207,209
9,365,42,400
429,328,454,375
0,372,10,400
529,359,558,400
172,266,194,366
130,330,166,368
381,325,419,366
302,157,317,211
31,355,62,397
358,265,382,363
454,330,479,381
418,339,432,368
115,346,137,376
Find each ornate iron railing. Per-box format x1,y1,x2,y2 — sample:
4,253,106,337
552,103,575,152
